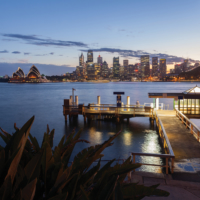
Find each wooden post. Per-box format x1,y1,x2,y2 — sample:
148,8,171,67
191,124,193,134
198,131,200,142
182,116,184,124
166,158,168,174
127,118,129,123
65,115,67,121
84,115,86,123
171,158,174,173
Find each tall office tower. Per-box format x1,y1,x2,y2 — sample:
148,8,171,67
86,63,96,80
160,59,166,77
123,60,129,67
119,66,124,76
101,61,109,77
152,57,158,76
79,53,84,66
140,55,150,77
175,64,182,74
123,60,129,75
128,65,135,76
183,59,189,72
113,57,120,78
97,55,103,64
87,50,93,62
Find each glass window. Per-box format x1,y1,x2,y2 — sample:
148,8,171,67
180,99,183,107
188,99,191,107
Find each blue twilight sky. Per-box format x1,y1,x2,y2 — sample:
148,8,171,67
0,0,200,75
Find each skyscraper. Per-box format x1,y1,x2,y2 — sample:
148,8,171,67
123,60,129,75
140,55,150,77
175,64,182,74
183,59,189,72
152,57,158,76
101,61,109,77
123,60,128,67
79,53,84,66
97,55,102,64
113,57,120,78
160,59,166,77
87,50,93,62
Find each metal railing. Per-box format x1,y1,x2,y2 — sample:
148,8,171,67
175,108,200,142
129,111,175,175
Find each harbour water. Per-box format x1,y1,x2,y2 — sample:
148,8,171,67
0,82,199,172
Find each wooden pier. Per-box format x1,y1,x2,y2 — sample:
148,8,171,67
130,109,200,176
156,109,200,178
63,103,154,123
63,95,200,178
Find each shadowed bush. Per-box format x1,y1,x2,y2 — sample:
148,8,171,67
0,116,169,200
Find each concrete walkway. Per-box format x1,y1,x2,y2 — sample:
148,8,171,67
131,171,200,199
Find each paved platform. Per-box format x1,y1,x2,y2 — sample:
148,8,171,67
157,110,200,181
131,171,200,200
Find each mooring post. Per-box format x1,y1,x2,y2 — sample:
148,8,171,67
65,115,67,122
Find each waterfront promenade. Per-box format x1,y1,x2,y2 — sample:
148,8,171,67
157,110,200,181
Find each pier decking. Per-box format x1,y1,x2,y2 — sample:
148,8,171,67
157,110,200,180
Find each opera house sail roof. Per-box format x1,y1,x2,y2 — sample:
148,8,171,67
27,65,41,78
12,67,25,78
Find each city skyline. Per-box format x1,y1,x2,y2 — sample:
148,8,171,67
1,0,200,75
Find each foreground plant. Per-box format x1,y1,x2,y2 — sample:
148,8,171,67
0,116,169,200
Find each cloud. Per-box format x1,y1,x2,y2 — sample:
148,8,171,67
59,55,63,56
2,33,88,48
24,52,30,55
49,52,54,55
12,51,21,54
18,59,28,63
35,54,47,56
118,29,126,31
80,48,199,64
0,50,8,53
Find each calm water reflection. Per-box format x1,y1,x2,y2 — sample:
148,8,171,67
0,82,200,172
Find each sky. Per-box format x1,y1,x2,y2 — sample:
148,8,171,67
0,0,200,76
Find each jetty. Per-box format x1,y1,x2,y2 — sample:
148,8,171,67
63,86,200,179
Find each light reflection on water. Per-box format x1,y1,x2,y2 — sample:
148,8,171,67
139,131,163,173
123,132,132,146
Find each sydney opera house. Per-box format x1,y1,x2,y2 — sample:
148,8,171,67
10,65,48,83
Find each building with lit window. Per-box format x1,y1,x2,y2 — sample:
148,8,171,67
87,50,93,62
160,59,166,77
101,61,109,77
149,85,200,117
113,57,120,78
140,55,150,77
97,55,102,64
79,53,84,67
175,64,182,74
152,57,158,76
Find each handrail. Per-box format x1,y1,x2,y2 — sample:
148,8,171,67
130,152,174,175
89,104,145,108
175,108,200,142
155,111,174,156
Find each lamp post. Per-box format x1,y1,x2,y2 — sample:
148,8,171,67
72,88,76,107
